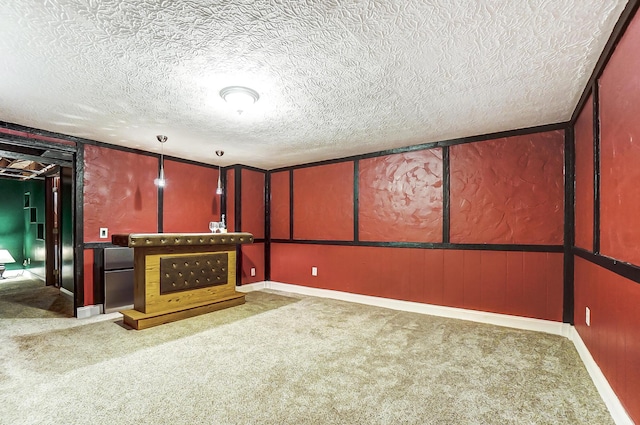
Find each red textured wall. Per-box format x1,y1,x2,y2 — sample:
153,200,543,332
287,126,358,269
83,144,158,242
359,150,443,242
574,258,640,422
270,171,290,239
574,97,594,251
241,243,265,284
240,169,265,239
163,160,221,233
226,169,235,232
599,12,640,266
83,249,94,306
271,244,563,321
450,132,564,244
293,162,354,241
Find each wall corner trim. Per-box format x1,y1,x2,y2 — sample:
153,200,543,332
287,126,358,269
569,328,634,425
240,281,631,424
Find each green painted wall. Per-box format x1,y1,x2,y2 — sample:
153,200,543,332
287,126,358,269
0,178,46,275
23,179,46,279
0,179,26,270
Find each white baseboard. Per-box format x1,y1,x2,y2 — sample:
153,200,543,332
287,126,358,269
569,328,633,425
76,304,103,319
237,282,267,292
241,280,631,424
60,287,73,299
243,281,570,336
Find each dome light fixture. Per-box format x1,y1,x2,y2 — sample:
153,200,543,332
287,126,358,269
220,86,259,114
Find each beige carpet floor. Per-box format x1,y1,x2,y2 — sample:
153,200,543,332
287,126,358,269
0,277,613,424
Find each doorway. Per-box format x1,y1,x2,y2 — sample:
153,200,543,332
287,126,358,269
0,138,77,316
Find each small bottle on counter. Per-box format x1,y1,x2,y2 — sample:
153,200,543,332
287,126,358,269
220,214,227,233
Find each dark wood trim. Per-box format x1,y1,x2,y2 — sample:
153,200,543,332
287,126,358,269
592,83,601,254
70,136,229,171
1,120,231,170
570,0,640,124
0,134,75,153
234,166,242,232
74,144,84,314
574,248,640,285
0,145,72,167
163,154,220,169
353,159,359,242
157,156,164,233
442,146,450,244
289,169,294,240
81,138,158,158
270,122,568,173
0,121,91,146
563,127,576,324
44,176,56,286
234,166,242,285
226,163,268,173
0,134,76,154
92,248,104,306
264,172,271,281
271,239,563,252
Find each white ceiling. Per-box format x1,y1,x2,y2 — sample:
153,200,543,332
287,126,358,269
0,1,628,169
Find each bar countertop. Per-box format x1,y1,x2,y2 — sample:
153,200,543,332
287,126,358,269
111,232,254,248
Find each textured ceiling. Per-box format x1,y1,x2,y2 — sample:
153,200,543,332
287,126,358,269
0,1,628,169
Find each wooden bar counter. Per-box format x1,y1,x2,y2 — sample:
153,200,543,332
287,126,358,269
112,232,253,330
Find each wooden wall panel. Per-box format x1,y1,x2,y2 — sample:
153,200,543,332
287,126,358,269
599,12,640,266
163,160,221,233
480,251,507,314
358,150,443,242
83,144,157,242
270,171,290,239
462,251,482,311
505,252,525,317
442,250,465,307
422,249,444,306
574,96,595,251
574,258,640,422
241,169,265,239
450,131,564,245
271,244,563,321
293,162,354,241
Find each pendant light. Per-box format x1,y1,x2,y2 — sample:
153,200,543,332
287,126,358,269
154,135,167,187
215,150,224,195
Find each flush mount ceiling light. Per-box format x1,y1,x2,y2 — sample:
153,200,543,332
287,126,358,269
154,135,167,187
220,86,259,114
215,150,224,195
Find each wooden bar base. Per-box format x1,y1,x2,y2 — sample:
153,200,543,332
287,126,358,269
112,232,254,330
121,293,245,330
